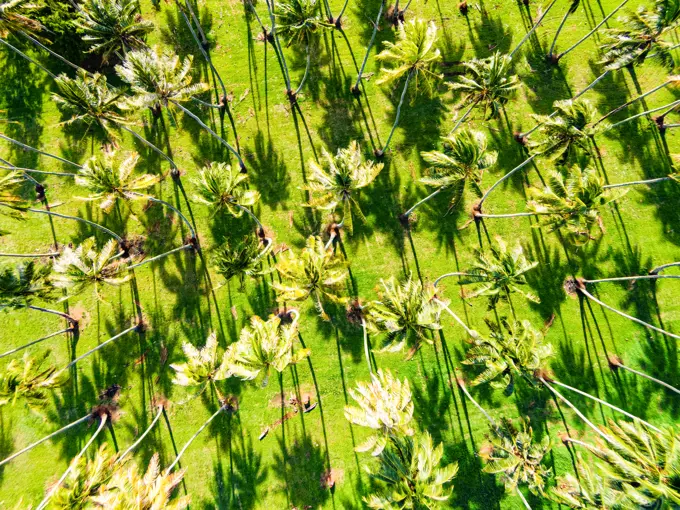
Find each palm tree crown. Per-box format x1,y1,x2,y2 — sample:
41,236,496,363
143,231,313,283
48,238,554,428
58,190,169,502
450,52,520,119
527,166,627,245
420,128,497,209
376,19,443,96
0,172,28,226
0,0,42,38
116,47,209,111
192,162,260,218
75,150,160,213
77,0,153,63
275,0,332,48
0,351,63,410
226,314,310,387
365,274,446,358
170,332,231,390
214,235,272,290
0,260,55,310
365,432,458,509
304,140,383,234
344,369,415,456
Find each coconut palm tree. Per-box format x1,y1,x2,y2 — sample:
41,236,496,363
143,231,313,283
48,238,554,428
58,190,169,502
480,418,551,506
402,129,497,220
351,0,387,94
77,0,153,63
344,369,414,456
600,0,680,71
550,452,624,508
608,355,680,395
273,235,348,319
0,351,64,410
214,234,273,291
449,52,519,132
226,314,310,387
304,140,383,234
92,452,190,508
527,166,626,245
365,274,447,358
526,99,607,163
547,0,581,61
375,19,443,156
53,71,128,138
51,237,131,298
275,0,332,99
365,431,458,509
170,332,231,398
192,162,262,228
75,150,160,214
458,237,539,310
462,319,553,395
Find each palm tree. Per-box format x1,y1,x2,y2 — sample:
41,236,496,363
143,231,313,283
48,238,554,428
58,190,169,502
75,150,160,214
53,71,128,138
550,452,623,508
527,166,626,245
600,0,680,71
273,235,348,319
351,0,388,94
344,369,414,456
462,319,553,395
116,47,208,117
480,418,551,507
226,314,310,387
608,355,680,395
214,235,273,290
365,432,458,509
92,452,190,508
304,140,383,234
375,19,443,156
555,420,680,508
458,237,539,311
0,0,42,40
192,162,262,230
526,99,607,163
170,332,231,398
51,237,131,298
449,52,519,133
547,0,581,61
275,0,332,100
0,351,64,410
402,129,497,220
77,0,153,63
365,274,446,358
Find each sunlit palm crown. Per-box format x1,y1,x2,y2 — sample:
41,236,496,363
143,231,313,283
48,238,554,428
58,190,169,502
527,166,627,245
365,432,458,509
275,0,332,47
192,162,259,217
116,46,209,109
305,140,383,233
449,52,520,118
344,369,415,456
75,150,160,213
0,351,63,410
170,332,231,387
0,0,42,38
214,235,273,288
77,0,153,62
0,172,28,224
0,260,55,309
225,314,310,385
376,19,443,95
365,274,446,357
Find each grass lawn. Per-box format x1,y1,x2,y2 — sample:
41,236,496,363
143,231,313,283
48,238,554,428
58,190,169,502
1,0,680,506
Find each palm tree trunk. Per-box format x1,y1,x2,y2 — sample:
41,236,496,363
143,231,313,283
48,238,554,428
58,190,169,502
165,403,226,472
123,244,193,271
516,488,533,510
610,99,680,129
36,415,108,510
0,327,72,359
352,0,387,93
118,125,178,171
118,405,164,461
335,0,350,26
548,5,575,58
0,38,56,79
433,272,478,288
361,317,373,375
584,274,680,284
509,0,559,59
263,0,293,92
169,100,246,171
127,192,196,240
402,187,443,218
63,324,139,370
449,100,479,135
18,31,84,73
0,133,81,168
25,304,77,325
0,413,90,467
603,176,673,189
0,251,60,257
232,202,265,234
477,211,543,219
548,378,661,431
435,299,476,336
614,363,680,395
0,163,75,177
478,155,536,210
650,261,680,274
596,81,669,125
23,207,122,242
556,0,629,60
457,379,497,426
294,46,313,96
378,69,414,156
578,286,680,340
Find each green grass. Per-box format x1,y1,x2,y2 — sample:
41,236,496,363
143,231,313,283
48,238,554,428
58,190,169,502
1,0,680,507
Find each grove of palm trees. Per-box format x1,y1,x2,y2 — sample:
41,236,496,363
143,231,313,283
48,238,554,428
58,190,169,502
0,0,679,505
